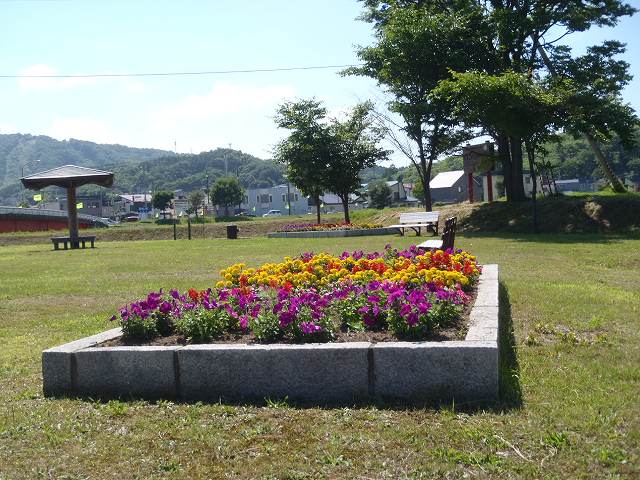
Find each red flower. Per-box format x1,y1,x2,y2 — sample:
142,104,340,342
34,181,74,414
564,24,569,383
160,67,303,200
188,288,199,302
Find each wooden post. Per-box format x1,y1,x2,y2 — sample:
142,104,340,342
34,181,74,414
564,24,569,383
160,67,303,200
66,185,80,248
468,173,474,203
487,171,494,202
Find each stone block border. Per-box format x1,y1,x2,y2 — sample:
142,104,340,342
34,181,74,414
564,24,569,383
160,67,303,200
42,265,500,406
267,227,399,238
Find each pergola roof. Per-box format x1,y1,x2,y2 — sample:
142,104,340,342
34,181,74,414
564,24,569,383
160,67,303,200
20,165,114,190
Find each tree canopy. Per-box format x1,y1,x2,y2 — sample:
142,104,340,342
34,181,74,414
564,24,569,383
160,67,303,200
274,99,387,223
210,177,244,217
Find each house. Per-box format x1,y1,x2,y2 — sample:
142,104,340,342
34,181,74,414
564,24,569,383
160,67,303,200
60,194,113,219
313,193,364,214
554,179,595,193
117,193,154,219
430,170,483,204
240,184,308,216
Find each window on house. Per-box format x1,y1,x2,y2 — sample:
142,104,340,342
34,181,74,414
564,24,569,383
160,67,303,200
269,194,273,203
294,193,299,201
458,186,462,193
282,193,286,202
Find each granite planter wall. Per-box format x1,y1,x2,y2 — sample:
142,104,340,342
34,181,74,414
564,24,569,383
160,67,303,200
43,265,500,406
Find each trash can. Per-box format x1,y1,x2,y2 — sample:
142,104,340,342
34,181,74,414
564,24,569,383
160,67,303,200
226,224,238,240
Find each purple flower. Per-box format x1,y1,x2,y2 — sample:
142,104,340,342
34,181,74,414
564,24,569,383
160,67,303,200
300,321,322,334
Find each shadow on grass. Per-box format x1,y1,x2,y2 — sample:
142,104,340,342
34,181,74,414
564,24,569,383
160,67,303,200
460,231,638,245
497,281,522,410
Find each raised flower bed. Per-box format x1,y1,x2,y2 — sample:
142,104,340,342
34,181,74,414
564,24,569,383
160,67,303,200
43,246,500,405
268,222,397,238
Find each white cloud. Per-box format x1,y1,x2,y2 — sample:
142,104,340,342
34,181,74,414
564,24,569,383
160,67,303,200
47,117,117,145
18,64,96,91
0,123,18,134
154,82,295,126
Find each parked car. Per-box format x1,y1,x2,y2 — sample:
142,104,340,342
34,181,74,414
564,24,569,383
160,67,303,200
262,210,283,217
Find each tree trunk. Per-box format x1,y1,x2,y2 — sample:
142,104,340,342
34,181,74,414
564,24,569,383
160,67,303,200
340,195,351,224
497,133,513,200
416,136,432,212
584,134,627,193
509,136,527,201
525,140,538,233
315,195,321,224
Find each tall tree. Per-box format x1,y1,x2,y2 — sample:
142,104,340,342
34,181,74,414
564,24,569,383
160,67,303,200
325,102,388,223
368,179,392,209
357,0,637,199
274,99,330,224
347,2,493,210
210,177,244,217
188,190,205,220
151,190,174,219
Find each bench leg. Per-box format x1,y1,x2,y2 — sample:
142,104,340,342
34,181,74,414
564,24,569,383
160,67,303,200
63,242,68,250
81,240,86,249
91,240,95,248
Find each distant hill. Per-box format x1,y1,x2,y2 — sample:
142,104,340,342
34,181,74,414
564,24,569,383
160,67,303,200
110,148,285,194
0,134,171,200
0,134,285,203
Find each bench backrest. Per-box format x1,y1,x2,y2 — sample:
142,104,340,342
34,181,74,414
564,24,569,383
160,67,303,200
441,216,457,251
398,211,439,224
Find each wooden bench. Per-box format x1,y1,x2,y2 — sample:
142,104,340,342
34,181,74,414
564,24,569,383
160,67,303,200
51,235,96,250
416,217,457,251
388,211,440,236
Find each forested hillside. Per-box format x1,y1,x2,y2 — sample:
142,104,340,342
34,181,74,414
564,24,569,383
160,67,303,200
0,135,284,202
110,148,285,193
0,134,170,199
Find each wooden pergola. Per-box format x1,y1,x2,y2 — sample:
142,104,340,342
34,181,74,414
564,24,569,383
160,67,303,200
21,165,114,248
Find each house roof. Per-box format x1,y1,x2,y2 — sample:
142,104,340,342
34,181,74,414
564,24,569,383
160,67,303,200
119,193,152,203
320,193,360,205
430,170,465,189
20,165,114,190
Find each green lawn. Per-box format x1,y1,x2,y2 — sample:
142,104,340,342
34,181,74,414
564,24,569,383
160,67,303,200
0,234,638,479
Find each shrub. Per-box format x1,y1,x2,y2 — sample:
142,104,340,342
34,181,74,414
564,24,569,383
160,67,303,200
174,306,234,342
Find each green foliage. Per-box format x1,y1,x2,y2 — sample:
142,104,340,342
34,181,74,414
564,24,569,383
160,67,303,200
175,306,233,343
188,190,205,217
121,313,159,340
347,2,493,209
151,190,174,212
251,310,283,342
210,177,244,216
368,179,392,209
429,302,462,329
275,99,387,223
154,218,180,225
273,98,329,218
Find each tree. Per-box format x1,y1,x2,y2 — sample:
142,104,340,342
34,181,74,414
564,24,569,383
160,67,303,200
325,102,388,222
346,2,494,210
274,99,330,224
368,179,392,209
275,100,387,223
357,0,637,199
152,190,174,219
188,190,205,220
210,177,244,217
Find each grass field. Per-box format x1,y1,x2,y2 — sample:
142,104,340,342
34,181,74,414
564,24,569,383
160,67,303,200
0,233,639,479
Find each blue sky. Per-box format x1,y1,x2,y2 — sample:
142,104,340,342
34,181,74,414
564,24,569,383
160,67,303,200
1,0,638,165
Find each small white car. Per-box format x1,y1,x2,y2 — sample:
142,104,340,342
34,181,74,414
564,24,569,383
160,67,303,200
262,209,283,217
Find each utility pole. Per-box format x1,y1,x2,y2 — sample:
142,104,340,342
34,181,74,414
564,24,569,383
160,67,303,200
537,44,626,193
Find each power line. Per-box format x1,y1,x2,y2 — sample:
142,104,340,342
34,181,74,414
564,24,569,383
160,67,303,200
0,64,363,79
